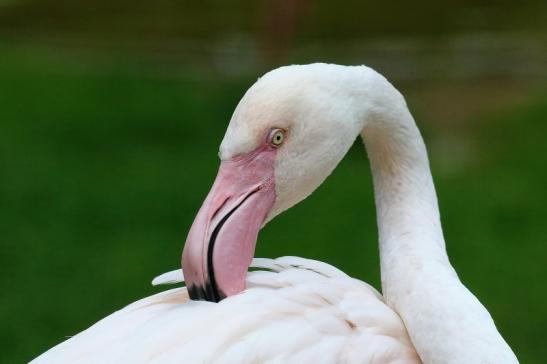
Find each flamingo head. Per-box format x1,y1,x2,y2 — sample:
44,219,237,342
182,64,369,301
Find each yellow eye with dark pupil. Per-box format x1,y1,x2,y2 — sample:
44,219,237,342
270,130,284,147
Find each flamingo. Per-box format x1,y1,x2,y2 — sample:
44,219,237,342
32,64,518,364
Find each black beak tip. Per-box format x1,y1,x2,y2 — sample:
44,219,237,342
187,283,226,303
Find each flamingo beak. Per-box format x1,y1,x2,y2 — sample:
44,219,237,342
181,148,277,302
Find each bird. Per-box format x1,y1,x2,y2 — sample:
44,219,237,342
32,64,518,364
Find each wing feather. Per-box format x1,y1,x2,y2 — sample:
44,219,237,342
32,257,421,364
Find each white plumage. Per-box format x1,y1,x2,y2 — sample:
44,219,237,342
32,257,419,363
32,64,518,363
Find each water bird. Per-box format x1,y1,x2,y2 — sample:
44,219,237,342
33,64,518,364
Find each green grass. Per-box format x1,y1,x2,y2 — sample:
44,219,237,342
0,47,546,363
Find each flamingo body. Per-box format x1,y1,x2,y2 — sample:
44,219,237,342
33,64,518,363
32,257,419,364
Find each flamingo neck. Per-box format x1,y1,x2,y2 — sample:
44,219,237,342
358,72,517,363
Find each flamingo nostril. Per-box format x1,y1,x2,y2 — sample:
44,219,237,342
210,196,230,221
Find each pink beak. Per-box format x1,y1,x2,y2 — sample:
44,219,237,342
181,147,277,302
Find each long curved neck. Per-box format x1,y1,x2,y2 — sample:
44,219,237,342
358,72,517,363
362,96,448,272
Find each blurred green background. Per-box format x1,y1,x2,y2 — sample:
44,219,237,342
1,1,546,363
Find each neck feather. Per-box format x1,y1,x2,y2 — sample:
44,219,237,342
356,70,517,363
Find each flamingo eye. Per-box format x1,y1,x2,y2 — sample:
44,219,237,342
270,129,285,147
